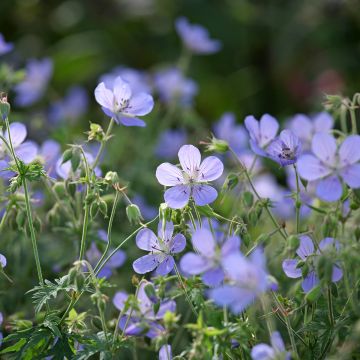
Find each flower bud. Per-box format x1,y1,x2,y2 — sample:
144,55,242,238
206,136,229,153
62,149,73,164
0,93,10,119
53,182,67,197
104,171,119,185
287,235,300,251
126,204,142,224
323,94,343,111
163,310,177,328
243,191,254,207
144,283,157,303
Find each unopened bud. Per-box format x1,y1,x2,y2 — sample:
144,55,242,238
0,93,10,119
104,171,119,185
126,204,142,224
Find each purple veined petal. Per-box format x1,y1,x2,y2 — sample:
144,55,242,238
314,112,334,133
156,300,176,319
339,135,360,167
259,114,279,146
133,254,161,274
180,253,211,275
296,236,314,260
102,106,116,119
94,82,114,110
159,345,172,360
249,139,267,156
126,92,154,116
198,156,224,181
157,221,174,241
191,184,218,206
146,321,165,339
178,144,201,175
270,331,285,352
113,76,132,102
169,233,186,254
202,267,224,286
289,114,312,141
124,322,147,336
311,133,337,166
221,235,241,258
318,237,340,252
16,141,39,163
118,116,146,127
244,115,260,142
302,271,319,293
282,259,302,278
136,228,159,251
113,291,128,311
156,163,184,186
315,175,342,202
136,282,153,313
5,122,27,147
280,129,301,151
297,154,332,181
332,265,343,282
164,185,190,209
340,163,360,188
156,255,175,275
251,344,275,360
191,227,216,257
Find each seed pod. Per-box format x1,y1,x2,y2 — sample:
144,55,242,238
126,204,142,224
98,199,108,217
288,235,300,251
243,191,254,207
104,171,119,185
62,149,73,164
144,283,157,303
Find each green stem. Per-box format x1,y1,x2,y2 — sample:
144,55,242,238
229,148,287,240
327,286,335,327
349,105,358,135
293,164,301,234
92,117,115,170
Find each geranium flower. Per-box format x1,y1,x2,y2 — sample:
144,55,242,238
251,331,290,360
297,134,360,202
156,144,223,209
133,221,186,275
282,235,343,293
94,75,154,127
175,17,221,55
180,228,241,286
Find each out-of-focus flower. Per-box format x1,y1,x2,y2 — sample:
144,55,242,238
154,68,197,106
245,114,279,156
39,140,61,177
288,112,333,149
213,112,248,154
298,134,360,202
175,17,221,55
0,34,13,55
209,248,268,314
0,254,7,268
156,144,223,209
14,58,53,107
133,221,185,275
94,75,154,127
155,129,187,159
49,86,88,124
112,281,176,338
251,331,290,360
100,67,151,94
282,236,343,293
266,130,302,166
132,194,157,220
159,345,172,360
180,228,240,286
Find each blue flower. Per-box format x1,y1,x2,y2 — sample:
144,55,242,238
94,76,154,127
251,331,290,360
0,33,13,56
14,58,53,107
175,17,221,55
155,129,187,159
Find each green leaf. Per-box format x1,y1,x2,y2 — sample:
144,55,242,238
0,338,26,354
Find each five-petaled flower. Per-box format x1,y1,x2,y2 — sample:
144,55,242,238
297,133,360,202
180,228,241,286
156,144,224,209
94,75,154,127
266,129,302,166
282,235,343,293
133,221,186,275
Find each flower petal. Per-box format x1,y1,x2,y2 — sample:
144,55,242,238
202,267,224,286
94,82,114,110
164,185,190,209
159,345,172,360
311,133,337,166
156,163,184,186
198,156,223,181
302,271,319,293
270,331,286,352
296,236,314,260
340,164,360,188
118,116,146,127
180,253,211,274
259,114,279,146
156,255,175,275
244,115,260,142
339,135,360,166
316,175,342,202
282,259,302,278
113,76,131,102
332,266,343,282
192,184,218,206
170,233,186,253
5,122,27,147
251,344,275,360
113,291,128,311
297,154,332,181
313,112,334,133
127,92,154,116
191,228,216,257
178,144,201,174
16,141,38,163
221,235,241,258
136,228,159,251
133,254,160,274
